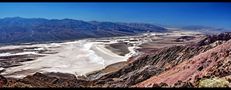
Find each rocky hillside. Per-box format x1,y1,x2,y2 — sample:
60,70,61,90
1,32,231,88
134,32,231,87
0,17,167,44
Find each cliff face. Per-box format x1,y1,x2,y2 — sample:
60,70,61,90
1,32,231,88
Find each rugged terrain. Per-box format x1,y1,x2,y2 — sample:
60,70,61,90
1,31,231,88
136,32,231,87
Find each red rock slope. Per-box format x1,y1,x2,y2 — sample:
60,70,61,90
135,39,231,87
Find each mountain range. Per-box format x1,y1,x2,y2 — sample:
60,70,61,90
181,25,227,34
0,17,167,44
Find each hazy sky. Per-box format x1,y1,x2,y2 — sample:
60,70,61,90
0,2,231,29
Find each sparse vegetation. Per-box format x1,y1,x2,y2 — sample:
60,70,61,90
198,77,229,88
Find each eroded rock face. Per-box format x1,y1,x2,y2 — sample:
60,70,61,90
173,81,195,88
135,39,231,87
0,75,7,87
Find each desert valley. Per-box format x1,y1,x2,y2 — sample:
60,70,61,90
0,20,230,87
0,2,231,87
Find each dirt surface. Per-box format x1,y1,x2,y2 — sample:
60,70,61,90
105,42,130,56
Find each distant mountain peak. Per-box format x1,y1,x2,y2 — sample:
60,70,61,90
0,17,167,44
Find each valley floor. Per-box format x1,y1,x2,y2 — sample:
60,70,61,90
0,40,133,78
2,30,229,88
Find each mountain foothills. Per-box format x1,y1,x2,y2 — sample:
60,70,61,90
0,17,167,44
181,25,226,35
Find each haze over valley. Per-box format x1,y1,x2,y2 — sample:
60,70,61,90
0,2,231,88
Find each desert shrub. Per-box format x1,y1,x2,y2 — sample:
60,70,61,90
198,77,229,88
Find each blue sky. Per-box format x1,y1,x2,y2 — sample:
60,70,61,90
0,2,231,29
